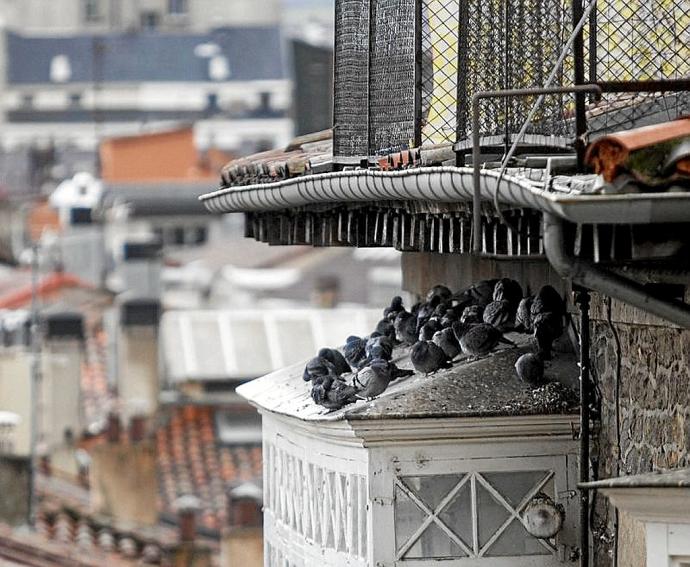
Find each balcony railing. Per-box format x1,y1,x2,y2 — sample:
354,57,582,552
333,0,690,163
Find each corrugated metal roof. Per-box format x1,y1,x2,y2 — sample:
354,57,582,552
6,27,286,84
161,308,381,382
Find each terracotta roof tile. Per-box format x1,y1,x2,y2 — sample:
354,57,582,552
156,405,262,533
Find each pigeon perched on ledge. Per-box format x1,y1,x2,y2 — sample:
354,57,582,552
432,327,462,360
303,356,338,382
355,358,413,399
515,352,545,386
317,348,351,376
394,311,418,345
457,323,514,358
343,335,368,369
483,299,513,331
311,375,358,410
515,296,534,332
411,340,452,375
383,296,405,320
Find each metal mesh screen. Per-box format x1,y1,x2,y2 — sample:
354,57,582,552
588,0,690,137
368,0,417,155
420,0,460,145
333,0,370,161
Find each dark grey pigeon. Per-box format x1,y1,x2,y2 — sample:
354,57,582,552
533,311,564,360
365,334,394,361
532,285,564,318
515,296,534,333
411,341,452,375
440,309,458,329
454,279,497,309
459,323,513,358
343,335,367,369
482,300,514,331
426,285,453,303
317,348,351,376
460,305,484,325
303,356,337,382
312,376,358,409
383,296,405,319
432,328,462,360
416,296,442,331
418,319,442,341
515,353,545,386
375,318,396,341
394,311,418,345
493,278,523,311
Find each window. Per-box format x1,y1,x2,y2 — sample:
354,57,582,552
214,408,262,444
140,11,160,30
168,0,188,14
83,0,102,23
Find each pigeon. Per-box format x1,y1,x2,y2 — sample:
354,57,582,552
439,309,458,329
515,353,545,386
460,304,484,325
458,323,513,358
343,335,368,369
416,296,442,331
532,285,564,318
374,318,397,341
418,319,442,341
317,348,351,376
482,299,514,331
303,356,338,382
411,340,452,375
394,311,419,345
354,358,409,399
492,278,523,311
533,312,564,359
426,285,453,303
383,296,405,319
432,328,462,360
311,376,358,409
515,296,534,333
453,279,497,309
365,334,394,361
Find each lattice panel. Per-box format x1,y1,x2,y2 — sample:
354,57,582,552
264,442,369,560
368,0,417,155
333,0,370,160
421,0,460,145
394,471,557,559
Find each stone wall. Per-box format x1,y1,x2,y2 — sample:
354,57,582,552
589,294,690,567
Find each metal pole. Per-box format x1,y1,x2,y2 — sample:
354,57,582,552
414,0,423,148
574,287,591,567
28,243,41,528
572,0,587,171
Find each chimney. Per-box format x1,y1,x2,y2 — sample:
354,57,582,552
120,239,162,297
89,422,158,526
41,311,85,461
0,412,30,526
170,495,213,567
105,412,121,443
128,412,147,443
220,483,264,567
59,206,106,287
117,297,161,421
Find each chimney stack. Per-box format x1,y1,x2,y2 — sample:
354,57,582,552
120,240,162,297
117,297,161,422
105,412,121,443
175,495,201,543
128,413,147,443
221,483,264,567
41,311,85,467
170,495,213,567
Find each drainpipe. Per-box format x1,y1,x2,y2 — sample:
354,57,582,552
542,214,690,328
574,287,590,567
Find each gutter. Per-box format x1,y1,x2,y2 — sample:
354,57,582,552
543,213,690,328
200,166,690,225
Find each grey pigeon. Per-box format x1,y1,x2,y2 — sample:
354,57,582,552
375,318,396,341
365,334,394,361
426,285,453,303
515,296,534,333
418,319,442,341
311,376,358,409
493,278,523,311
355,359,397,399
460,305,484,325
317,348,351,376
454,279,497,309
303,356,337,382
482,300,514,331
416,296,442,331
411,341,452,375
440,309,458,329
394,311,418,345
533,312,564,360
515,353,545,386
432,328,462,360
459,323,513,358
532,285,564,318
343,335,367,368
383,296,405,319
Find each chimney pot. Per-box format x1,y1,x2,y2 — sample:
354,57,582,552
175,495,201,543
129,415,146,443
227,483,263,528
105,413,121,443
